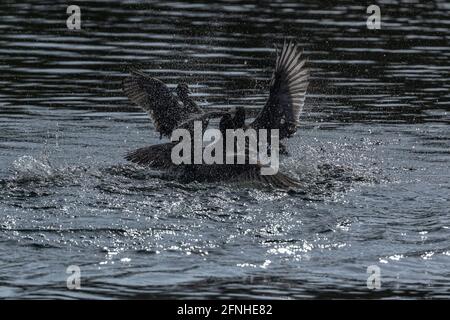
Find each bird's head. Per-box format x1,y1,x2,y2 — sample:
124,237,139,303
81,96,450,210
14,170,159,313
231,107,246,128
176,82,190,99
219,113,234,132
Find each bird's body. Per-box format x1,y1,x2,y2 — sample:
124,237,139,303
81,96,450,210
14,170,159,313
122,41,309,190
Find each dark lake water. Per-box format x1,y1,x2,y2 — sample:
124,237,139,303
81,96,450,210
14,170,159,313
0,0,449,299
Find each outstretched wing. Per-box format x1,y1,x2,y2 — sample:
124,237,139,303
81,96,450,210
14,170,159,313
123,69,189,137
250,41,309,139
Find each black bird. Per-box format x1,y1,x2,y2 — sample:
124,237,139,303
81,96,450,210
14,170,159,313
122,41,309,189
219,113,235,137
232,107,246,129
175,82,198,113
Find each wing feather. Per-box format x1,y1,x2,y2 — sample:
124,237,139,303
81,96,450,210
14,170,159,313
123,69,189,137
250,41,310,139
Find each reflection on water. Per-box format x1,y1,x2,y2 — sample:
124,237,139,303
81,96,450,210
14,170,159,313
0,0,449,299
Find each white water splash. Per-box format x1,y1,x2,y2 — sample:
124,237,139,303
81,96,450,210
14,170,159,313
12,155,53,180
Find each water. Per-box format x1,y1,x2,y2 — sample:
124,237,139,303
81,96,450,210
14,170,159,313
0,0,449,299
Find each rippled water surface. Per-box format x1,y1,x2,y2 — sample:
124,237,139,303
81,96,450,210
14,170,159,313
0,0,449,299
